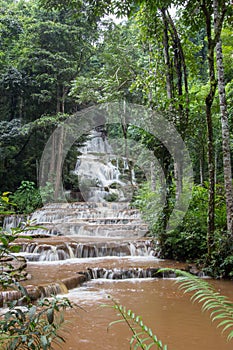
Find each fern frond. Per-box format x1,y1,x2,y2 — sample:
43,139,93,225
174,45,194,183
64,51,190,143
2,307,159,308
107,298,168,349
159,268,233,341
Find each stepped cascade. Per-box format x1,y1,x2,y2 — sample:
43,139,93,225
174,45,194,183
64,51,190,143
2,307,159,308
29,202,148,237
3,127,155,263
16,201,154,261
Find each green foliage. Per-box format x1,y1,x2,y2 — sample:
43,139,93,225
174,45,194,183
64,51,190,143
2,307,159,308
107,298,167,350
0,0,100,191
162,185,209,260
0,297,72,349
0,222,42,289
69,20,143,105
204,231,233,279
0,223,73,349
0,192,15,215
104,192,119,202
12,181,42,214
134,182,229,263
163,184,228,262
38,181,54,204
132,181,165,231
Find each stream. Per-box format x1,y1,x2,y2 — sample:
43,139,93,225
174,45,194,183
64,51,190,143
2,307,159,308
24,257,233,350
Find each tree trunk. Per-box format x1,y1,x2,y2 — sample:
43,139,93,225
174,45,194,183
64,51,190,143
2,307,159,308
54,126,65,200
201,0,227,257
214,0,233,234
48,133,55,181
161,8,189,202
165,9,189,135
206,101,216,254
160,8,173,101
56,84,61,113
150,161,156,191
201,1,217,257
174,154,183,201
200,156,204,186
61,86,68,114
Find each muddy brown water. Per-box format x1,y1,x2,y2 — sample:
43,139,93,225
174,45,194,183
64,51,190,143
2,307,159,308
25,257,233,350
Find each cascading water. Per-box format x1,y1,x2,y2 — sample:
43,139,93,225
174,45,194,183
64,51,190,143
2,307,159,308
3,214,26,228
1,127,163,308
74,129,136,202
25,201,149,240
20,239,156,262
82,267,177,280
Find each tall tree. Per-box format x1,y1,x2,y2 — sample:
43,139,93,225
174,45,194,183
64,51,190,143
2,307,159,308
214,0,233,235
200,0,228,255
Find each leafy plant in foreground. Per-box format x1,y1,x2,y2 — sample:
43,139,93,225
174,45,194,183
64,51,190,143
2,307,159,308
0,192,15,215
160,269,233,341
0,297,72,350
107,270,233,349
12,181,42,214
0,223,73,350
106,298,167,350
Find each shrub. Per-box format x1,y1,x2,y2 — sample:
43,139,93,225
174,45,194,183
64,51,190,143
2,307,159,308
133,182,229,268
0,223,73,349
0,192,15,215
104,192,119,202
204,231,233,278
12,181,42,214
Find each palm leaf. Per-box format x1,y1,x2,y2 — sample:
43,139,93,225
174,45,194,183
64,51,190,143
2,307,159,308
106,298,168,349
159,269,233,341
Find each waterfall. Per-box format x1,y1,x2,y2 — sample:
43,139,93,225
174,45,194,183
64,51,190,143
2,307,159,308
20,239,157,261
24,201,148,239
83,267,176,280
74,129,135,202
3,215,26,230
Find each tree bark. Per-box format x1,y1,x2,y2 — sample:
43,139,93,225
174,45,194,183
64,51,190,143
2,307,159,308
201,1,217,257
160,8,189,201
200,156,204,186
56,84,61,113
160,8,173,101
54,126,65,200
48,133,56,185
201,0,227,256
213,0,233,234
150,161,156,191
165,9,189,134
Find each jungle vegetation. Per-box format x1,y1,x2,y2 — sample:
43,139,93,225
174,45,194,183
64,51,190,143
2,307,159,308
0,0,233,278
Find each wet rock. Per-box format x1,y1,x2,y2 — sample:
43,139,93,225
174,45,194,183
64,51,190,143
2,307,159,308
26,285,42,301
62,275,87,290
185,265,204,276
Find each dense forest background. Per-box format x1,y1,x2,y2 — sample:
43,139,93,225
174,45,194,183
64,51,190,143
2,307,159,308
1,0,233,277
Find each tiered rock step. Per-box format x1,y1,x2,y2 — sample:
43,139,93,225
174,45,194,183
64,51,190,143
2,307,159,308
28,202,148,239
30,202,143,221
19,238,156,261
4,202,154,262
27,223,148,238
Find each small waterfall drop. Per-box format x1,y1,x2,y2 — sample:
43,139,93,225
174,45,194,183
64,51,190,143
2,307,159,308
20,239,157,262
